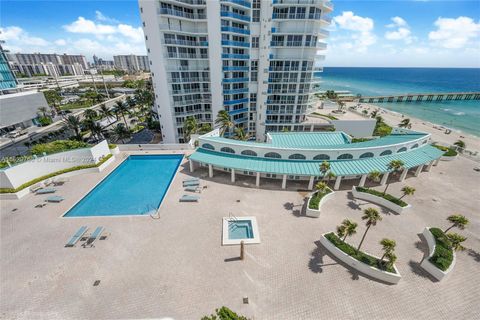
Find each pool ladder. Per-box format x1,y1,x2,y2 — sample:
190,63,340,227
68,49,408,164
228,212,239,230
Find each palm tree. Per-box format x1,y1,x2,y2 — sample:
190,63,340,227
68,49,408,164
319,160,330,177
98,104,112,121
183,116,198,141
453,140,465,149
90,122,105,141
379,238,396,268
399,186,416,200
125,96,136,111
215,110,233,136
370,109,379,118
357,208,382,253
399,118,412,129
336,219,358,242
83,109,97,120
446,233,467,251
384,252,397,269
336,99,346,112
281,127,290,133
112,123,131,143
383,159,405,195
198,123,212,134
315,181,328,193
444,214,469,233
325,171,336,187
367,170,381,187
114,101,129,127
64,115,82,140
37,106,50,118
234,126,249,141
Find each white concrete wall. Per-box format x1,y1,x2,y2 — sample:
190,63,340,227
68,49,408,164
352,186,411,214
319,234,402,284
420,227,456,281
330,119,376,137
306,190,334,218
118,143,193,151
0,140,111,189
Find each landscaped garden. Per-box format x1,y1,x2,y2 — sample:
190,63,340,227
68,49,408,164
308,182,332,210
355,186,408,207
433,144,458,157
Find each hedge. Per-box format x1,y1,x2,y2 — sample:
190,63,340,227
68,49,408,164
356,186,408,207
0,154,112,194
433,144,458,157
108,144,117,149
325,232,396,273
308,188,332,210
351,137,372,143
428,227,454,271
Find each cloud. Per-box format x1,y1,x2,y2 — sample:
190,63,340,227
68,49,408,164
95,10,119,24
387,16,408,28
117,24,143,43
428,16,480,49
0,26,49,49
385,16,414,44
333,11,376,52
54,39,67,46
63,17,116,35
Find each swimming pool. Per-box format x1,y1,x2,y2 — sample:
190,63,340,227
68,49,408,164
64,154,183,217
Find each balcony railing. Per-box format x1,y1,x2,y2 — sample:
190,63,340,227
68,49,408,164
220,0,251,9
159,24,207,33
174,109,211,116
223,77,249,83
173,98,212,106
171,88,210,95
220,11,250,22
223,97,249,105
164,39,208,46
222,40,250,48
221,53,250,59
222,66,249,71
223,87,249,94
272,13,322,20
166,65,210,71
221,26,250,35
166,53,209,59
175,0,207,5
168,77,211,83
159,8,206,20
228,107,249,115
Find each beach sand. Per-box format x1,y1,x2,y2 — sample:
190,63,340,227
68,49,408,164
349,102,480,154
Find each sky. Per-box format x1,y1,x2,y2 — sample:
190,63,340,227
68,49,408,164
1,0,479,67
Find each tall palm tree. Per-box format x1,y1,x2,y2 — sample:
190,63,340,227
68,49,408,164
114,101,129,127
384,252,397,269
215,110,233,136
112,123,131,144
314,181,328,193
125,96,136,111
453,140,465,149
367,170,381,187
183,116,198,141
444,215,469,233
379,238,396,267
83,109,97,120
446,233,467,251
64,115,82,140
336,219,358,242
370,109,379,118
234,126,249,141
98,104,112,121
399,186,416,200
319,160,330,177
357,208,382,253
383,159,405,195
325,171,336,187
198,123,212,134
90,122,105,141
399,118,412,129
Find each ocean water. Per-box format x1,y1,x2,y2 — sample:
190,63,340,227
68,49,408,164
316,67,480,136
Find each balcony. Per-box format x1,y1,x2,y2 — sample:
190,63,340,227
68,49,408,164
223,77,249,83
171,88,210,95
221,53,250,59
233,117,249,123
272,13,322,20
173,98,212,106
164,39,208,46
223,87,249,94
220,0,251,9
273,0,333,11
165,53,209,59
223,97,249,105
159,8,206,20
228,107,249,115
168,77,211,83
159,24,208,33
174,109,210,116
166,65,210,71
221,26,250,35
175,0,207,5
222,66,249,71
221,40,250,48
220,11,250,22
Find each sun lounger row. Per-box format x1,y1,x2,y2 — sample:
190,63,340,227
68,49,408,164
65,226,105,248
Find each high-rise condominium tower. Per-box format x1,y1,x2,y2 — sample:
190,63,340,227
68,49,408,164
139,0,331,143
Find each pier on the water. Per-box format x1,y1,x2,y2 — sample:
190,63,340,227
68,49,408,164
359,92,480,103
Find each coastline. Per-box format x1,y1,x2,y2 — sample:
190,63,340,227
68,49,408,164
348,102,480,154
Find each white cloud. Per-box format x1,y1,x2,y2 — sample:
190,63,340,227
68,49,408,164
54,39,67,46
385,16,414,44
387,16,408,28
333,11,376,52
0,26,49,50
117,24,143,43
428,16,480,49
63,17,116,35
95,10,119,24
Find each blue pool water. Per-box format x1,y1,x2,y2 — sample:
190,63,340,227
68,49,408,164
228,220,254,240
64,154,183,217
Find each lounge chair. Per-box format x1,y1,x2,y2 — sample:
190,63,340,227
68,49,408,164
183,177,199,183
45,195,64,203
65,226,88,247
30,184,43,193
36,187,56,194
183,181,200,187
179,195,199,202
82,227,104,248
184,186,201,193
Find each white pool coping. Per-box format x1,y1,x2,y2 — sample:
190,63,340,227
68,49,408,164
222,216,261,246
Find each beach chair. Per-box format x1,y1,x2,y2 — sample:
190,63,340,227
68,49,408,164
82,227,104,248
45,195,64,203
30,184,43,193
183,177,199,183
183,180,200,187
65,226,88,247
184,186,201,193
179,195,199,202
36,187,56,194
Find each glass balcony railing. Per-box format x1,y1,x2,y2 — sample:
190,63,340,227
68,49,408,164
223,97,249,105
272,13,321,20
168,77,211,83
223,88,249,94
221,53,250,59
222,66,249,71
221,40,250,48
220,11,250,22
228,107,249,116
173,98,212,106
166,53,209,59
220,0,251,8
176,0,207,5
222,77,249,83
164,39,208,46
221,26,250,35
159,8,206,20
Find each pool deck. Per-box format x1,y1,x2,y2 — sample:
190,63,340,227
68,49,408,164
1,151,479,319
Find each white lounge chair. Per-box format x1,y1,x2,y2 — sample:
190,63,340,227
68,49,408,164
184,186,201,193
183,181,200,187
183,177,199,183
179,195,199,202
65,226,88,247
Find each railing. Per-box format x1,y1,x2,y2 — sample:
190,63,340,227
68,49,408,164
224,97,249,105
174,109,211,116
223,77,249,83
159,8,206,20
233,117,249,123
221,0,251,8
171,88,210,95
220,11,250,22
175,0,206,5
222,40,250,48
222,66,249,71
228,107,249,115
273,13,322,20
118,143,193,151
223,88,249,94
221,53,250,59
165,53,209,59
164,39,208,46
173,98,212,106
221,26,250,35
165,65,210,71
168,77,211,83
159,24,208,33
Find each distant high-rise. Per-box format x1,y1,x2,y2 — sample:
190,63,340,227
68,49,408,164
7,52,88,77
139,0,331,143
113,54,150,72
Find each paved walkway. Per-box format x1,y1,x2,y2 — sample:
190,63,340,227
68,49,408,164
1,153,479,319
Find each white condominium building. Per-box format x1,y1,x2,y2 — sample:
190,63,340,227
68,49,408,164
113,54,151,72
139,0,332,143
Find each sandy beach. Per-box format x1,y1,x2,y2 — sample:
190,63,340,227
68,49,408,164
348,102,480,154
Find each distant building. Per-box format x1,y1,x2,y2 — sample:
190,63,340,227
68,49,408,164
93,54,115,71
113,54,150,72
7,52,88,77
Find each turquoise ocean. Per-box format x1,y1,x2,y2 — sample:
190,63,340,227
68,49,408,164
316,67,480,137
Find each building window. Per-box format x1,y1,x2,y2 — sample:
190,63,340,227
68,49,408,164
265,152,281,159
359,152,374,158
251,37,259,48
202,143,215,150
252,10,260,22
313,154,330,160
288,153,306,160
397,147,407,153
241,150,257,156
337,153,354,160
411,144,419,149
221,147,235,154
380,150,392,156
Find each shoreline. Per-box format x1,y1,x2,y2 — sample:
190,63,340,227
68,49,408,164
347,102,480,153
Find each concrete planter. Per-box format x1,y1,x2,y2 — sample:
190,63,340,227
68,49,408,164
420,227,456,281
0,188,30,200
109,146,120,155
440,154,457,161
352,186,410,214
320,233,402,284
306,189,334,218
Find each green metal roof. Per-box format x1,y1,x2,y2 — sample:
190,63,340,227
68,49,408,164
268,132,350,148
189,145,443,177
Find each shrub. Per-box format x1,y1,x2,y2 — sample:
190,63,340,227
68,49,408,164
428,227,454,271
201,306,248,320
356,186,408,207
308,188,332,210
30,140,90,155
38,116,52,126
0,154,112,194
351,137,372,143
325,232,396,273
432,144,457,157
374,122,393,137
108,144,117,149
